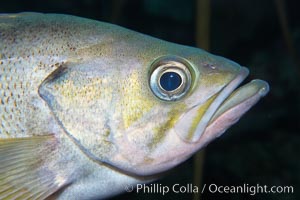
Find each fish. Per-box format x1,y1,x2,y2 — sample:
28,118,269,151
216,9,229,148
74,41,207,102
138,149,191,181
0,12,269,199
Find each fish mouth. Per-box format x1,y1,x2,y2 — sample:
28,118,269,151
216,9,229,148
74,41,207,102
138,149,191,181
177,67,269,143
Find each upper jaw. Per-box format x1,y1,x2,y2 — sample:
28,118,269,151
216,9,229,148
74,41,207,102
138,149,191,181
209,79,269,125
175,66,269,143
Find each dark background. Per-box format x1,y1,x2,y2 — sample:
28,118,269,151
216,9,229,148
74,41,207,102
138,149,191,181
1,0,299,199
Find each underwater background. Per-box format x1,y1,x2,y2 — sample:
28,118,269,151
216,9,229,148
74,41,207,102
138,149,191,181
1,0,299,199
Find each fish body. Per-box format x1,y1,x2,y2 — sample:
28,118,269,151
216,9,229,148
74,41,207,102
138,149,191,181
0,13,269,199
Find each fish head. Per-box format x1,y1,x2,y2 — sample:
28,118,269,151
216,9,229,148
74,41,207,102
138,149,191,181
39,33,269,176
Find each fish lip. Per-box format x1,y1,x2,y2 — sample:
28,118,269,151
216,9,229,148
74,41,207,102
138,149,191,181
188,66,250,142
208,79,269,125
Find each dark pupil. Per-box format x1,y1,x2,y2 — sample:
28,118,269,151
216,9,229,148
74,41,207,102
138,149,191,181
160,72,182,91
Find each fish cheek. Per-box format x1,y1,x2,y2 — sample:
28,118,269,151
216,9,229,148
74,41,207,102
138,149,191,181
39,65,117,161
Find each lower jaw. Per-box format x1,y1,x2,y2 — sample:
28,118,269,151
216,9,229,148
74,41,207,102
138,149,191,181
202,80,269,144
209,79,269,124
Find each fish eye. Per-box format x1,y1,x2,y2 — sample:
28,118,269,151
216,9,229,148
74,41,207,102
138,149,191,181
149,56,192,101
160,71,182,91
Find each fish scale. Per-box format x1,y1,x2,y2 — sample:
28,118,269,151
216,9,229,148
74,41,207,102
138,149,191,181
0,55,61,138
0,58,26,137
0,13,81,138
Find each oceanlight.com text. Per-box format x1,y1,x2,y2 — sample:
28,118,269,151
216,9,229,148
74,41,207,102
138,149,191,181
205,183,293,195
125,183,294,196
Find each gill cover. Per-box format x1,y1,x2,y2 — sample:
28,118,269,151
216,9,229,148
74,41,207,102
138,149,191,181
39,62,117,162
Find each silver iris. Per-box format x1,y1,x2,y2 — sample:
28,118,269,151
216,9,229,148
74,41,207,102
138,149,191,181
149,56,192,101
